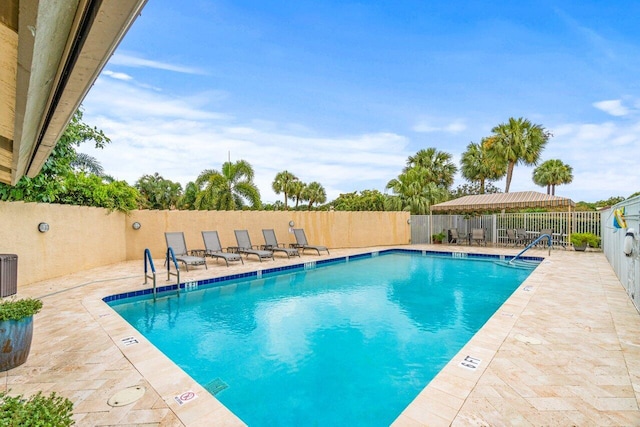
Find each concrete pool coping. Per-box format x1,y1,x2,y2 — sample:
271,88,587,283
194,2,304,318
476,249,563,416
4,245,640,425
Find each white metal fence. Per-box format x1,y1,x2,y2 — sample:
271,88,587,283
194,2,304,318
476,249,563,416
602,196,640,313
411,211,601,247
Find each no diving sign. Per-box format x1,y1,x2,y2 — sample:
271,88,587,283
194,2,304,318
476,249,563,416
174,391,198,406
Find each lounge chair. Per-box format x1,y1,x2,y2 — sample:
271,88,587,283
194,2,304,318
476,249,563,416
262,229,300,259
292,228,330,255
234,230,274,262
164,232,207,271
202,231,244,266
471,228,486,246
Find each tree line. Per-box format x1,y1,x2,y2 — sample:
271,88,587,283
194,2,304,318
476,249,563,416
1,112,636,213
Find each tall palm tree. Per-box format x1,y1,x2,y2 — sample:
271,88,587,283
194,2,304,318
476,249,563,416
486,117,551,192
460,138,506,194
302,181,326,210
532,159,573,195
195,160,261,210
405,147,458,189
272,170,298,210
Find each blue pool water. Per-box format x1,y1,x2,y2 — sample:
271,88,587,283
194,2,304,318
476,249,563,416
108,251,537,426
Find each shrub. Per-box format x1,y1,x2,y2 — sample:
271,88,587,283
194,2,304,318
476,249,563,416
0,391,74,426
432,232,447,243
570,232,601,248
0,298,43,321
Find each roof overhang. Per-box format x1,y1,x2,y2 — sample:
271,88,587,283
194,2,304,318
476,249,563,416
431,191,575,213
0,0,147,185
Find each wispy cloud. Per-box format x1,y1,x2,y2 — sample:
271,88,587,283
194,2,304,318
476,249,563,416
412,118,467,134
593,99,630,117
102,70,133,81
81,78,410,202
553,7,616,60
109,52,207,75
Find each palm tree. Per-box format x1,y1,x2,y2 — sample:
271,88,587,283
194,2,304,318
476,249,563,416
71,153,104,176
485,117,551,192
135,172,183,210
302,181,326,210
290,180,305,209
405,148,458,189
460,138,506,194
385,168,448,214
272,170,298,210
195,160,261,210
532,159,573,195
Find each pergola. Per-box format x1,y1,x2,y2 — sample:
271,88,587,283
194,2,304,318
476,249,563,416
430,191,575,213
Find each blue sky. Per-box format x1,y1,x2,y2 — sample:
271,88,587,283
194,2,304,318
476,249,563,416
80,0,640,204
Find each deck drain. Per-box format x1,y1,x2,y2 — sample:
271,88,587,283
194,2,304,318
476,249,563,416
107,386,146,407
514,334,542,345
205,378,228,395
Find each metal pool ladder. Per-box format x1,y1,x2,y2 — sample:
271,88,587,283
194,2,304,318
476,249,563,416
165,247,181,297
144,248,157,300
507,233,552,266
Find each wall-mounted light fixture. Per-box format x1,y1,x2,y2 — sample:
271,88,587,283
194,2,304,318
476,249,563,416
289,220,295,227
38,222,50,233
132,222,141,230
407,218,412,224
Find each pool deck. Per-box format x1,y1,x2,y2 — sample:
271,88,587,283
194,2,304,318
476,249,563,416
3,244,640,426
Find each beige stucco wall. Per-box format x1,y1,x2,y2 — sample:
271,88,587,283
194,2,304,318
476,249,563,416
0,201,126,288
0,201,410,289
125,209,411,261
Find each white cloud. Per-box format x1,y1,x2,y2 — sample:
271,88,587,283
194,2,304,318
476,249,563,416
102,70,133,81
80,78,410,203
109,52,206,75
412,118,467,134
593,99,629,117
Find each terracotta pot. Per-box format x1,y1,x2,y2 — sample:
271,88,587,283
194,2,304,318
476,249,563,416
0,316,34,371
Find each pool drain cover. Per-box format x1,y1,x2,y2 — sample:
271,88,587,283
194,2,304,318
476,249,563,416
107,385,146,407
205,378,228,395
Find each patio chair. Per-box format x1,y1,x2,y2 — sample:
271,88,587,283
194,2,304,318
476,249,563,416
448,229,468,245
262,229,300,259
234,230,274,262
537,228,553,248
292,228,330,255
164,232,207,271
471,228,486,246
505,228,519,246
201,231,244,266
515,228,531,246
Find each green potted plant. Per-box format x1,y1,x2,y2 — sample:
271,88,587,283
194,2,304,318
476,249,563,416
432,232,447,244
570,232,601,251
0,298,42,371
0,390,74,426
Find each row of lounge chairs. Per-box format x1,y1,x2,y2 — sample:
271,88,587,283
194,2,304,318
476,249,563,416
165,228,329,271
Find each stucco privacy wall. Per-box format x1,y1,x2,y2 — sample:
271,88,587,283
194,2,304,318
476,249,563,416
0,201,126,287
0,201,411,288
125,209,411,261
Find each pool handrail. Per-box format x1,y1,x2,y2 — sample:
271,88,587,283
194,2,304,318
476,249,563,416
144,248,157,299
166,247,181,296
508,233,552,264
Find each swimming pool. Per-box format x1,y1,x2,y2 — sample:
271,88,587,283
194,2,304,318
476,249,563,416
107,250,539,426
